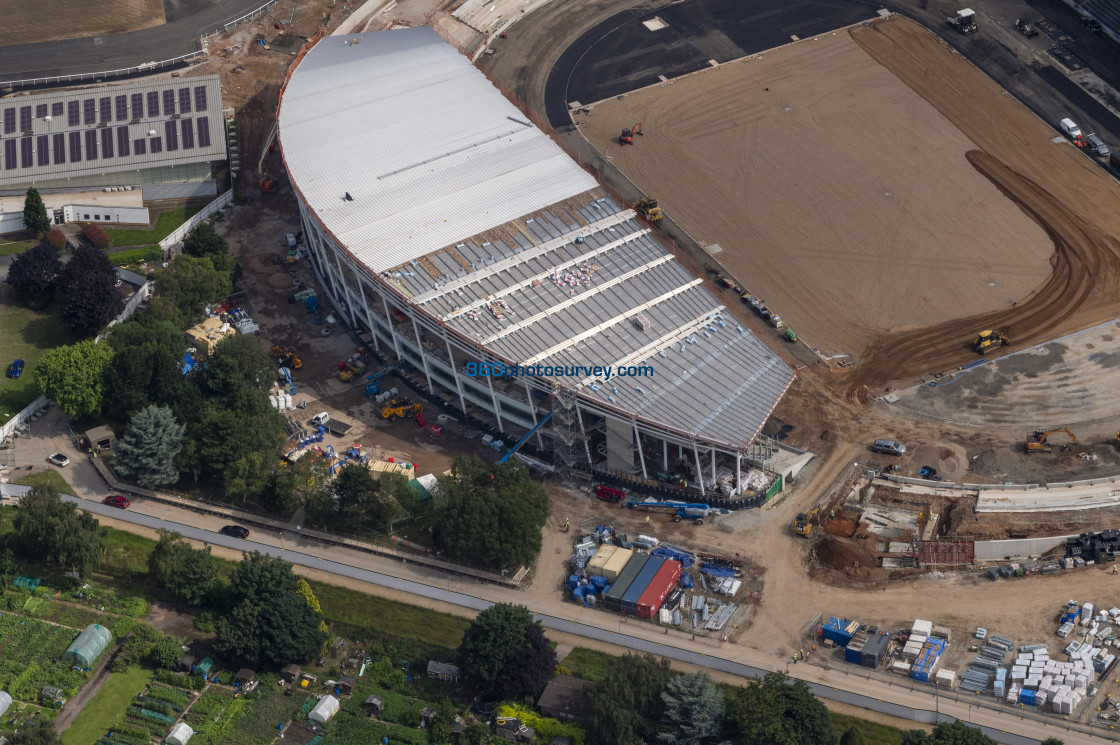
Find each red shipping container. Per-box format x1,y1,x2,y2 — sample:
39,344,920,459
635,560,682,619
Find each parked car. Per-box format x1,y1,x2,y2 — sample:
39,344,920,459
219,525,250,539
871,439,907,456
47,453,70,467
6,359,23,378
103,495,130,509
1087,134,1109,157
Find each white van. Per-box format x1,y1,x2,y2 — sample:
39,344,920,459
1060,118,1082,138
310,411,330,426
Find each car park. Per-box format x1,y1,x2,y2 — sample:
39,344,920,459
219,525,250,539
47,453,70,467
103,495,130,509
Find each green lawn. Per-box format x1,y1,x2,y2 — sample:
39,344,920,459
309,579,470,649
563,647,613,682
16,469,76,495
0,239,37,256
830,711,910,745
103,205,203,247
0,283,83,418
60,665,153,745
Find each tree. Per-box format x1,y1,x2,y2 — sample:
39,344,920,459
12,720,62,745
6,242,61,300
840,726,868,745
61,269,124,334
724,672,835,745
14,487,104,578
148,633,185,669
1039,739,1065,745
0,548,20,587
900,722,1000,745
148,530,219,605
205,334,275,408
114,406,185,487
60,243,116,294
432,457,548,569
22,187,49,236
79,222,110,249
586,653,672,745
457,603,535,689
150,255,231,328
658,672,723,745
104,317,189,422
498,622,556,699
34,339,114,418
216,552,327,668
182,223,238,280
46,228,67,251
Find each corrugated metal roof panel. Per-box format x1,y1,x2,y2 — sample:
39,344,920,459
278,27,596,274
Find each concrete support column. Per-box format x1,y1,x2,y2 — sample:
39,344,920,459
693,445,705,497
524,381,545,450
634,424,648,479
411,317,435,394
485,370,505,434
736,453,742,496
445,337,468,414
381,295,403,361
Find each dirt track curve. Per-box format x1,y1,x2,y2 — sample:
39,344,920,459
846,17,1120,392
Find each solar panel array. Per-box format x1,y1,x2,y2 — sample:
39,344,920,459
0,75,223,182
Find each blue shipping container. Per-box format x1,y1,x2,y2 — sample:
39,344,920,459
844,647,862,664
621,557,666,616
822,618,858,647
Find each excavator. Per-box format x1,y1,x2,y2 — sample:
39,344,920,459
1026,426,1078,454
635,197,663,222
792,507,820,538
619,121,643,145
972,329,1009,355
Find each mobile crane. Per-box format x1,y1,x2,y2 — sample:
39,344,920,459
625,499,723,525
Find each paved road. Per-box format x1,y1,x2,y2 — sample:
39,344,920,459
64,493,1049,745
0,0,271,86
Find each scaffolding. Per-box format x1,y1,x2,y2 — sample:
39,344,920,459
551,386,588,469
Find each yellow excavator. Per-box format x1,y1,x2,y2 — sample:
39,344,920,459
792,506,821,538
1026,426,1077,454
635,197,663,223
973,329,1009,355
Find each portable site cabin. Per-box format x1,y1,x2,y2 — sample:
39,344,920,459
165,722,194,745
63,624,112,667
0,691,11,717
85,425,116,451
308,695,340,725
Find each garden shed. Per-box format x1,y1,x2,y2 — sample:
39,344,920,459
426,660,460,682
537,675,591,721
421,707,436,729
192,657,214,677
281,664,301,683
165,722,194,745
179,655,195,672
363,695,384,715
337,675,355,695
85,424,116,451
40,686,63,705
0,691,11,716
308,695,340,725
62,624,112,667
235,669,258,693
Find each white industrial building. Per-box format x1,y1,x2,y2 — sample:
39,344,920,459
277,27,803,499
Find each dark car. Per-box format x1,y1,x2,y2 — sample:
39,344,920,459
6,359,23,378
103,495,130,509
219,525,250,539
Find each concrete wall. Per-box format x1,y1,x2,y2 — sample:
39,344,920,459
973,535,1072,561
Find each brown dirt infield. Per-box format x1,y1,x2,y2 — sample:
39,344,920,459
0,0,165,46
576,16,1120,393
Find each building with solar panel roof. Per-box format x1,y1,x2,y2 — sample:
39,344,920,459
277,27,807,501
0,75,225,230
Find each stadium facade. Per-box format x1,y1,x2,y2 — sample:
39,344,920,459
277,27,801,498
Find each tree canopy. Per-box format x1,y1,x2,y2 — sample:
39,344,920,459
432,457,548,569
724,672,835,745
61,269,124,335
114,405,185,487
104,317,189,423
149,255,231,329
148,530,219,605
34,339,115,418
22,187,50,236
585,654,673,745
216,552,327,668
901,722,1012,745
840,726,867,745
14,487,104,578
6,242,61,301
457,603,554,698
658,672,723,745
182,222,239,281
13,720,62,745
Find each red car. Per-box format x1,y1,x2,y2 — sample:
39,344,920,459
103,495,130,509
594,485,625,503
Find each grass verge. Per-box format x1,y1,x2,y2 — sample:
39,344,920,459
308,579,470,649
563,647,613,682
0,239,37,256
15,470,76,495
103,206,203,247
60,664,153,745
829,711,909,744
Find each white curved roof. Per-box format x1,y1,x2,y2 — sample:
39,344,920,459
278,26,596,274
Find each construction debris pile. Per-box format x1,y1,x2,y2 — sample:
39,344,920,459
568,529,746,632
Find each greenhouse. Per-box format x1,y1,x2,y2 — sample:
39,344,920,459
62,624,112,667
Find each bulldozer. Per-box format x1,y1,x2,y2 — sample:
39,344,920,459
619,121,643,145
635,197,663,223
792,507,820,538
972,329,1009,355
1026,426,1078,453
381,398,422,422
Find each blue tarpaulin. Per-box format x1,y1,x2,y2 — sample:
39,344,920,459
699,565,736,577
